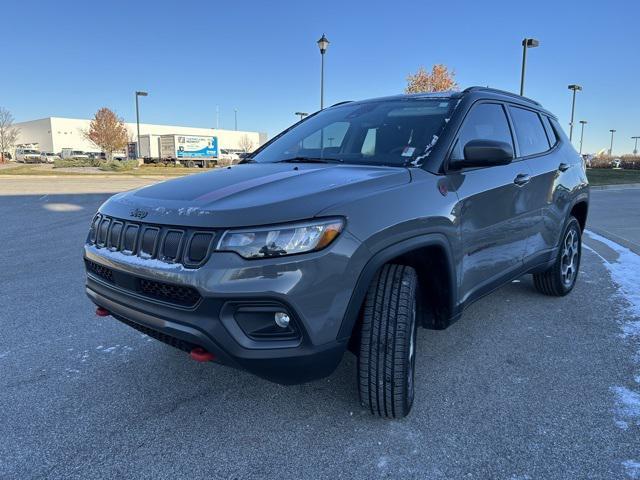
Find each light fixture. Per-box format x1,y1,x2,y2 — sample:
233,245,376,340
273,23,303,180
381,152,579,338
275,312,290,328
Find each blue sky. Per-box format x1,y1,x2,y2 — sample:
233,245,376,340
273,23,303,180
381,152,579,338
2,0,638,154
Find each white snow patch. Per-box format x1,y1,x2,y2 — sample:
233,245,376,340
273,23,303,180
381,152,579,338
623,460,640,479
92,247,186,272
611,386,640,430
410,135,439,166
377,456,389,469
178,206,209,216
585,230,640,322
584,231,640,434
0,351,9,359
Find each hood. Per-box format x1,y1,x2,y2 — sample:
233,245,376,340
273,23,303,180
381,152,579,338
100,163,411,227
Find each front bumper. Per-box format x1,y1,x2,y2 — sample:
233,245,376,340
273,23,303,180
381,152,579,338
84,229,368,384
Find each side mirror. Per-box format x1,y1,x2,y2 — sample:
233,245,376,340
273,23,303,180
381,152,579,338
450,139,514,169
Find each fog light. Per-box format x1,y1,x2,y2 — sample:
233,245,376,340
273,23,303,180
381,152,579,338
274,312,290,328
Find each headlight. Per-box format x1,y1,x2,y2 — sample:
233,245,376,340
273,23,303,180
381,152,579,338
217,218,344,259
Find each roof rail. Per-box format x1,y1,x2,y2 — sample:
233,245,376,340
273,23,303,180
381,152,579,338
462,86,541,106
330,100,353,107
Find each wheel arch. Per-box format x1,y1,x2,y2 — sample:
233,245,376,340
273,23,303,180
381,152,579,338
570,199,588,231
338,233,458,344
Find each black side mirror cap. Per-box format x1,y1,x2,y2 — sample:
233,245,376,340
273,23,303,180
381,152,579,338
450,139,514,170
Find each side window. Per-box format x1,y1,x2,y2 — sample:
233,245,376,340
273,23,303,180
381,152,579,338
451,103,514,160
541,115,558,147
509,106,551,156
301,121,349,150
361,128,376,156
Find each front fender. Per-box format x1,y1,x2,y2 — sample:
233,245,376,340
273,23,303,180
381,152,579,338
337,233,458,341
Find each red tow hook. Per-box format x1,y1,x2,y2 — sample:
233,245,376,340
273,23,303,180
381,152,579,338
190,347,216,362
96,307,110,317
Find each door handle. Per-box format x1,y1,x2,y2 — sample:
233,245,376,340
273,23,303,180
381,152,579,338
558,163,570,172
513,173,530,186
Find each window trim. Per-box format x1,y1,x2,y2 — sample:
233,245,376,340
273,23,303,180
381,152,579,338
504,103,561,161
444,99,519,172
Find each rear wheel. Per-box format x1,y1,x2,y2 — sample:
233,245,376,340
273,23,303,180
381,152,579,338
533,216,582,296
358,264,418,418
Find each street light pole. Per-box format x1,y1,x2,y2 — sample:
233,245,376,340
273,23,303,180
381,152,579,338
135,91,148,158
632,136,640,155
579,120,587,155
609,129,616,156
519,38,539,96
567,84,582,142
317,34,330,109
295,112,309,121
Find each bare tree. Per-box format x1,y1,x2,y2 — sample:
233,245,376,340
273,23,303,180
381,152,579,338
83,108,128,160
405,64,458,93
0,107,20,163
238,134,255,153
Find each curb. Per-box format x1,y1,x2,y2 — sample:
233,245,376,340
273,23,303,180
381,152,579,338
590,183,640,190
0,174,179,180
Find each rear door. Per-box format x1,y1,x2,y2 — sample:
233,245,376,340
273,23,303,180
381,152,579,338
451,102,537,305
507,106,564,259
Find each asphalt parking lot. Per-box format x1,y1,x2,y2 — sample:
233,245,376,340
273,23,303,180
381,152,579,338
1,177,639,479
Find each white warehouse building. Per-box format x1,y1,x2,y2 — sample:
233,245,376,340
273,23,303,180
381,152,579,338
13,117,267,157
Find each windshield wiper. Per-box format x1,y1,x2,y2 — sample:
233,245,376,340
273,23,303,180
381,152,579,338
277,156,344,164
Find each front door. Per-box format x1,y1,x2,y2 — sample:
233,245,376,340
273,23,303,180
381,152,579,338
450,102,537,305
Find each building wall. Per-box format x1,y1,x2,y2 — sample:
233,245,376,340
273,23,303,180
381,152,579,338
14,117,266,155
13,118,54,152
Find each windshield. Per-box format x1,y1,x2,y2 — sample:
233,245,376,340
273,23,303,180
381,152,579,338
23,150,39,154
252,98,454,166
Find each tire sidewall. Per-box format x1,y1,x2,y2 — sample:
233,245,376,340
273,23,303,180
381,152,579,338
404,297,418,414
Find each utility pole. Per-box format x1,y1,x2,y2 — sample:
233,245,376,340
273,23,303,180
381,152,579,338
135,91,148,158
519,38,540,96
579,120,587,155
567,84,582,142
317,34,330,109
609,129,616,156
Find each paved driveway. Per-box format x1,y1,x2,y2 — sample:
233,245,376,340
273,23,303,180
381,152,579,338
0,178,638,479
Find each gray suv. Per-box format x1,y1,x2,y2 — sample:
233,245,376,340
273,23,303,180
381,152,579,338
84,87,589,418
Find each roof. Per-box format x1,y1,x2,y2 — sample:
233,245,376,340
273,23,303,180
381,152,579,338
330,86,552,116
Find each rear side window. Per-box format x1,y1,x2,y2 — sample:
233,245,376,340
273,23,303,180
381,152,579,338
451,103,514,160
540,115,557,147
509,106,550,156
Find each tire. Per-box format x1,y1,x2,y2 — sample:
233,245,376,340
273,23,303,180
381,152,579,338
186,160,195,168
533,216,582,296
358,264,418,418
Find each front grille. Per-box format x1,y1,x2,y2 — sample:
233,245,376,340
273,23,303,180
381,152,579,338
140,227,159,258
86,214,217,268
187,233,213,263
85,259,114,283
85,258,202,307
113,314,198,353
139,278,201,306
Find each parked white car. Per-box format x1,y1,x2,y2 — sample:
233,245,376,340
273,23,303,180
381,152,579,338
40,152,61,163
16,149,42,163
61,149,90,160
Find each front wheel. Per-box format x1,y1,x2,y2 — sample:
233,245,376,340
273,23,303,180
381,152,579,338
533,216,582,296
358,264,418,418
